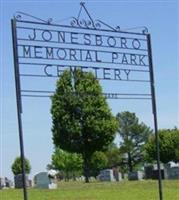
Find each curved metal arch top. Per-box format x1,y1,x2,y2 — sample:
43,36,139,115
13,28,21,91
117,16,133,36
13,2,148,34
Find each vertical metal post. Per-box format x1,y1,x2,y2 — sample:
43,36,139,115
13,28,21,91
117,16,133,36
11,19,28,200
147,33,163,200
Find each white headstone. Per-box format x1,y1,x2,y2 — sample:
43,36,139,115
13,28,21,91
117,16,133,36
128,171,143,180
99,169,115,182
34,172,50,189
34,172,57,189
166,167,179,179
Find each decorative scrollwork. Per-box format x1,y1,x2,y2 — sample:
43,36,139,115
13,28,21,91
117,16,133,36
70,17,79,27
13,3,149,34
13,11,48,24
115,26,121,32
94,20,101,29
78,19,87,27
14,12,23,20
47,18,53,24
142,27,148,34
70,17,97,29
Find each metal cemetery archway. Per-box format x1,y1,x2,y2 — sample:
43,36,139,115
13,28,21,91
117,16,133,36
11,2,163,200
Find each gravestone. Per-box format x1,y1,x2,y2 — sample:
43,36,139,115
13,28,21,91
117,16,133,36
128,171,143,180
5,177,13,188
34,172,50,189
28,180,33,188
123,173,128,180
99,169,115,182
112,167,122,181
152,170,165,180
14,174,29,188
0,177,5,189
144,165,154,179
34,172,57,189
166,167,179,179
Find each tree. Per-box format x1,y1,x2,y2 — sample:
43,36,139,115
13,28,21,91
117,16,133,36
145,128,179,163
116,111,152,172
11,157,31,175
51,69,119,182
51,148,83,181
90,151,107,177
105,143,122,168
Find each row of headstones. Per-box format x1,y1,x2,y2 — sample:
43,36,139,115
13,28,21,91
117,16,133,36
98,165,179,182
0,177,13,189
13,172,57,189
2,165,179,189
144,164,179,180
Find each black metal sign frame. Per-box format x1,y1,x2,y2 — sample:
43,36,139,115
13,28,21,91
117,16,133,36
11,2,163,200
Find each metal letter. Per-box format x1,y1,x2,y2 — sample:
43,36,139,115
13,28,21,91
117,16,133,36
95,35,103,46
114,69,121,80
34,46,43,58
23,45,31,58
121,53,128,64
107,36,116,47
132,38,141,49
84,34,91,45
42,30,52,41
95,51,101,62
112,52,118,63
139,55,147,66
121,37,127,48
46,47,54,59
28,28,36,40
71,32,79,44
103,68,111,79
44,65,52,76
57,48,67,60
58,31,66,43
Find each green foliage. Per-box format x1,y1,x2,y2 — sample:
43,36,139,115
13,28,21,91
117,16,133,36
145,128,179,163
51,69,119,182
90,151,108,177
116,111,152,172
105,143,122,168
11,157,31,175
51,148,83,180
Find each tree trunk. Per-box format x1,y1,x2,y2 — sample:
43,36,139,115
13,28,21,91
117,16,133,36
128,152,133,172
83,154,90,183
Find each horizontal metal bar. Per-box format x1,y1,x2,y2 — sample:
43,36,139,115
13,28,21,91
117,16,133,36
20,74,150,83
19,63,150,72
19,58,149,68
17,38,148,52
18,44,148,57
21,94,151,100
21,89,151,96
21,90,54,93
15,19,149,36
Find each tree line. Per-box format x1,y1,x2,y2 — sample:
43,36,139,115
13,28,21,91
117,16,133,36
11,70,179,183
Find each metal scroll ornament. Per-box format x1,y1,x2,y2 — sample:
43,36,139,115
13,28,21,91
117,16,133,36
70,17,102,29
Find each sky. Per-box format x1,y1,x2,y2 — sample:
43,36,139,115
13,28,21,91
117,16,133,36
0,0,178,180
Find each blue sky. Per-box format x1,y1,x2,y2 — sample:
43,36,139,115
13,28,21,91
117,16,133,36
1,0,178,180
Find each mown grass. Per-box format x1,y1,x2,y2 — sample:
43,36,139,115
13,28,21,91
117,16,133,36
1,180,179,200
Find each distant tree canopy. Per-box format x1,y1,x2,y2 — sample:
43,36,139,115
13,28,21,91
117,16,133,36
145,128,179,164
105,143,123,168
116,111,152,172
89,151,108,177
11,157,31,175
51,148,83,180
51,69,119,182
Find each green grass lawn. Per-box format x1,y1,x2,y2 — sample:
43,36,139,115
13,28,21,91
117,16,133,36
1,180,179,200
